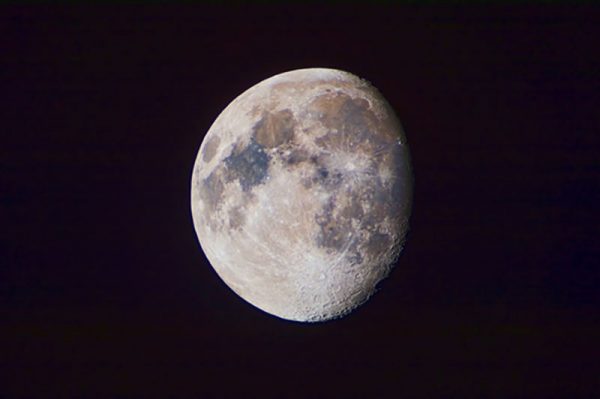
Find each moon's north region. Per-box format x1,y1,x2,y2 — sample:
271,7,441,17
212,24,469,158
191,68,413,322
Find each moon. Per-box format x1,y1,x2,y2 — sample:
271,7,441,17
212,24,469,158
191,68,413,322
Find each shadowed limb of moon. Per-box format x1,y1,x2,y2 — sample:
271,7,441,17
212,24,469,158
191,68,413,322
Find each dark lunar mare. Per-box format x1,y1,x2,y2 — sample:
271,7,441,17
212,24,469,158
224,139,271,192
197,138,272,231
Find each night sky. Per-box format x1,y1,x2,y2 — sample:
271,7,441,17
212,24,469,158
2,5,599,398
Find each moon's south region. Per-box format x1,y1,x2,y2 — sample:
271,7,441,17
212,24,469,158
191,68,413,322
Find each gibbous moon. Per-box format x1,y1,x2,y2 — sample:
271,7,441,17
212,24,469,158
191,68,413,322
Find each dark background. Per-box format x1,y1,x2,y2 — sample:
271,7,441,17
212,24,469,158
2,4,599,398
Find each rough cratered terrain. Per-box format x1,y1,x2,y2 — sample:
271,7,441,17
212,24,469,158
191,68,413,322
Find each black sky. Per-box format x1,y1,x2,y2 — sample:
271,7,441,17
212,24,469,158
2,5,599,398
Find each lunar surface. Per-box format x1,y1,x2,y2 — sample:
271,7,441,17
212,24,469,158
191,68,413,322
